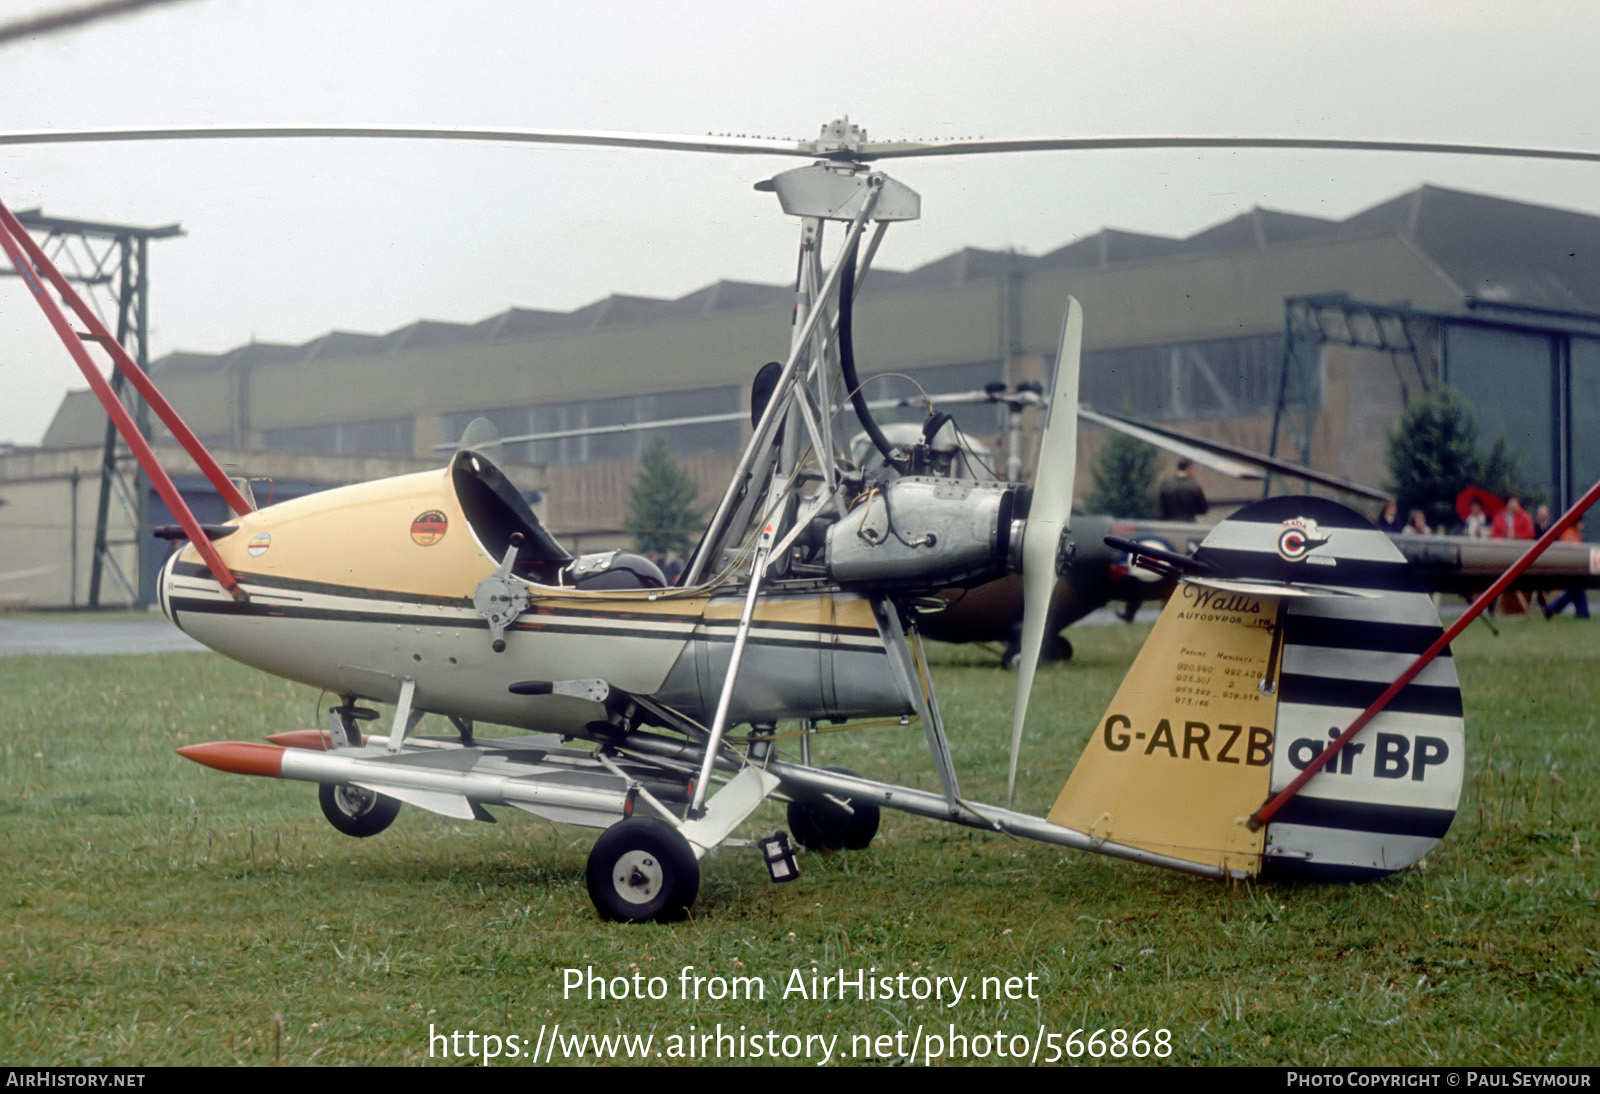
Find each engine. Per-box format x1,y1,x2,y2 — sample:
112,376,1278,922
823,477,1021,590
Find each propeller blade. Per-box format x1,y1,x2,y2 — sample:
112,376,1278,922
1009,296,1083,805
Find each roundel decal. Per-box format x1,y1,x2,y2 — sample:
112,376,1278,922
247,532,271,558
411,510,448,546
1275,517,1327,562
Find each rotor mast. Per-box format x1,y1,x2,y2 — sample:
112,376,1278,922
683,120,922,587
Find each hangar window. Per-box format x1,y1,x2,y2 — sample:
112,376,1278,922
440,385,743,467
259,417,415,457
1079,334,1287,420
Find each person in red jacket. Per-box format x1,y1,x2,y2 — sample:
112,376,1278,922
1491,495,1535,540
1489,495,1538,613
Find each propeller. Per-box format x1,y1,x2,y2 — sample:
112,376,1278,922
1008,297,1082,806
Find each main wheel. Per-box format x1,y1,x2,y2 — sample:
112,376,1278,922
586,818,700,923
318,782,401,838
786,766,880,851
1002,634,1073,667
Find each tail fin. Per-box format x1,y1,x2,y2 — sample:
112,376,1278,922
1050,496,1463,880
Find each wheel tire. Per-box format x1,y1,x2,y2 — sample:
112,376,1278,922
786,766,880,851
318,782,401,838
586,818,700,923
1008,635,1073,667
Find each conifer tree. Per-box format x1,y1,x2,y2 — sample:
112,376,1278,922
1083,430,1158,518
624,435,704,556
1386,386,1532,531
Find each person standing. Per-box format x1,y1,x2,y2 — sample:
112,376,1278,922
1158,459,1209,522
1545,520,1590,620
1463,498,1491,538
1491,496,1537,613
1491,495,1535,540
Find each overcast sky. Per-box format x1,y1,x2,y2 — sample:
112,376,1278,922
3,0,1600,445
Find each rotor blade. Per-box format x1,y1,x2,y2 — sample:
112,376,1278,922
1009,296,1083,806
1083,407,1391,501
1077,406,1263,481
453,416,505,465
4,127,1598,169
855,134,1600,165
0,125,815,158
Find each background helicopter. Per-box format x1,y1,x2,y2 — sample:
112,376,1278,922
445,378,1600,665
6,118,1598,923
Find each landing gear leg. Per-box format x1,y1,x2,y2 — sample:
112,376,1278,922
328,696,378,748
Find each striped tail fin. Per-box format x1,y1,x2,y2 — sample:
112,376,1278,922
1049,496,1464,880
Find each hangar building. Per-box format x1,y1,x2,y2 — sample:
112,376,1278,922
9,183,1600,608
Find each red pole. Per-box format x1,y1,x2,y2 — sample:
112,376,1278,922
0,199,253,517
1250,477,1600,829
0,213,247,601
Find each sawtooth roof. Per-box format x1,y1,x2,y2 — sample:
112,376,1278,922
145,184,1600,378
1332,185,1600,313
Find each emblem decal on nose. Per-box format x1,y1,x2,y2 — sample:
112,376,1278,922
247,532,271,557
1276,517,1329,562
411,510,448,546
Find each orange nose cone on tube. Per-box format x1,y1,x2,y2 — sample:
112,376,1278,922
265,730,337,751
176,741,287,778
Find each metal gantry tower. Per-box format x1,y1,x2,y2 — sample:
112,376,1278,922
7,209,182,606
1265,294,1435,498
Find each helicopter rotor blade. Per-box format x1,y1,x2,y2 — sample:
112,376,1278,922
0,125,816,158
1079,407,1393,501
854,134,1600,165
3,127,1598,169
1008,296,1083,806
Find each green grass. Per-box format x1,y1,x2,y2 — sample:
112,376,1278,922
1,616,1596,1066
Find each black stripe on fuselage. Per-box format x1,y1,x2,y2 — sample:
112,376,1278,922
174,560,469,608
1270,795,1455,838
1192,548,1417,592
166,595,886,652
171,561,879,637
1281,615,1449,657
1277,672,1464,718
1222,496,1385,531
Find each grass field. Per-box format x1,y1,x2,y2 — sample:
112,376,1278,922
2,615,1596,1066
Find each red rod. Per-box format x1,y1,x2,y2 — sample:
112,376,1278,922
0,199,252,517
0,214,246,601
1251,476,1600,829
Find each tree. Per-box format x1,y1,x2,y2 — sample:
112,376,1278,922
1083,430,1158,518
624,435,704,557
1386,386,1533,532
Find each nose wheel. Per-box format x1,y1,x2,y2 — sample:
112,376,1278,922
586,818,700,923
